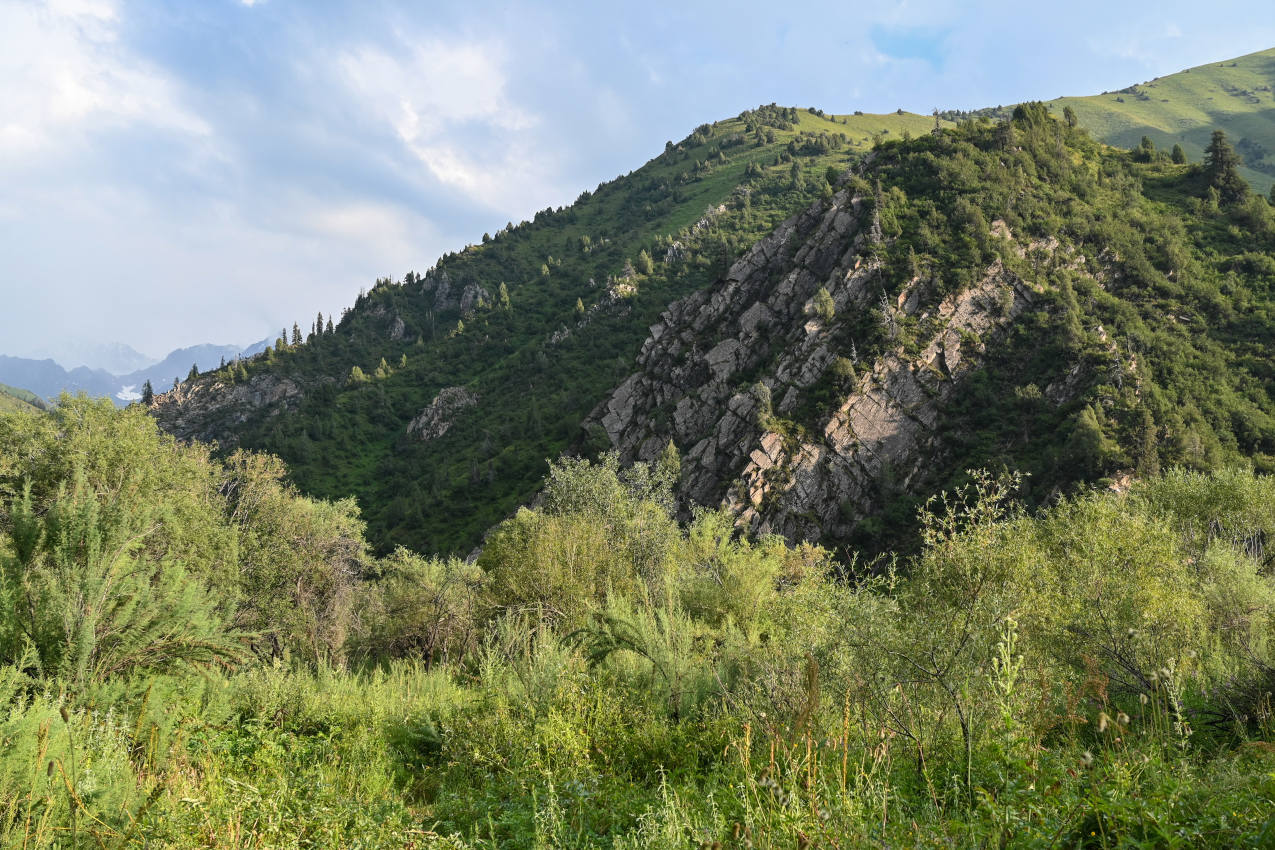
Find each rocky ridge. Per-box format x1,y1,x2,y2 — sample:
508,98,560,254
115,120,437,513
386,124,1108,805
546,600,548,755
150,373,306,448
588,186,1037,545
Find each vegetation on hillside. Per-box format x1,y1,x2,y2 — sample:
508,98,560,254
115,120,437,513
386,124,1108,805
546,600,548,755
947,47,1275,194
2,399,1274,846
177,105,936,556
164,76,1275,562
779,103,1275,554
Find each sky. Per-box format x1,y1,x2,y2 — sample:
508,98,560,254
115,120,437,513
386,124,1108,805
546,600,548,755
3,0,1274,366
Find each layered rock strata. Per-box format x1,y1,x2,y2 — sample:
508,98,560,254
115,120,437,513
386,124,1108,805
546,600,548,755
588,187,1034,543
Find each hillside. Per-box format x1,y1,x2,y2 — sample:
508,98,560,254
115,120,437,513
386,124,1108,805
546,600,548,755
152,51,1275,558
591,105,1275,556
0,382,44,414
152,105,949,554
1059,47,1275,194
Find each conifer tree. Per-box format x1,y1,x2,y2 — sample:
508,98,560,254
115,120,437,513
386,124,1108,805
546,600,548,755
1171,143,1187,164
326,317,334,334
140,379,153,406
292,323,302,346
187,363,198,381
1205,129,1248,205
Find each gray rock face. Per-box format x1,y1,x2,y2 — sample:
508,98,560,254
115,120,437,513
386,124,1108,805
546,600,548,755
420,269,489,315
150,373,305,448
585,188,1035,545
407,387,479,442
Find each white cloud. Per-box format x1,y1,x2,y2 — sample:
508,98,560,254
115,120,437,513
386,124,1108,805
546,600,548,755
336,37,562,211
0,0,208,162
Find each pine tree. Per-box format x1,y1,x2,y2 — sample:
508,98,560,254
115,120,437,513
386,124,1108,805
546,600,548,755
140,380,153,406
326,317,334,334
1171,143,1187,164
187,363,198,381
498,281,512,311
1204,129,1248,206
636,250,653,275
292,323,302,346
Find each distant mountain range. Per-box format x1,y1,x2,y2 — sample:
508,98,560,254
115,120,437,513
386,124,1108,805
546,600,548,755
0,339,269,406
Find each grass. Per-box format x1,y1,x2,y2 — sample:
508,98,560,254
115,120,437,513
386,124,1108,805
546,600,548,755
1052,46,1275,194
0,384,43,414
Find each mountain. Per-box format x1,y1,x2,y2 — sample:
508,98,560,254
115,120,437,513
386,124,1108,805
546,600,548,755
151,51,1275,558
17,340,158,375
590,108,1275,554
118,342,268,399
0,356,119,402
0,341,269,405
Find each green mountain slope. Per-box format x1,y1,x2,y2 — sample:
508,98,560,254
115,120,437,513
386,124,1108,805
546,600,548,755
153,51,1275,558
0,383,46,414
587,103,1275,556
154,104,916,554
1056,47,1275,193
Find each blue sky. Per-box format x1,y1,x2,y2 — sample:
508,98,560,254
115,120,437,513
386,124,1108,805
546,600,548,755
3,0,1274,364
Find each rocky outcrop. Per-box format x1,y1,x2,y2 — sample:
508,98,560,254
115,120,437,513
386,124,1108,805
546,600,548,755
150,373,305,448
586,187,1036,545
407,387,479,442
420,269,489,315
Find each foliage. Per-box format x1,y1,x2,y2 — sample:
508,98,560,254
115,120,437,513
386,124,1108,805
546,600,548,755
3,406,1275,845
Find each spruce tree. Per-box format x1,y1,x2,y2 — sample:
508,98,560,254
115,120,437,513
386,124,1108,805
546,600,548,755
140,379,154,406
1204,129,1248,205
326,317,334,334
187,363,198,381
291,323,302,346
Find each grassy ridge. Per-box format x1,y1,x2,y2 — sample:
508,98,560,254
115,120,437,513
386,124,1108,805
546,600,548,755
0,383,44,414
1054,47,1275,193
